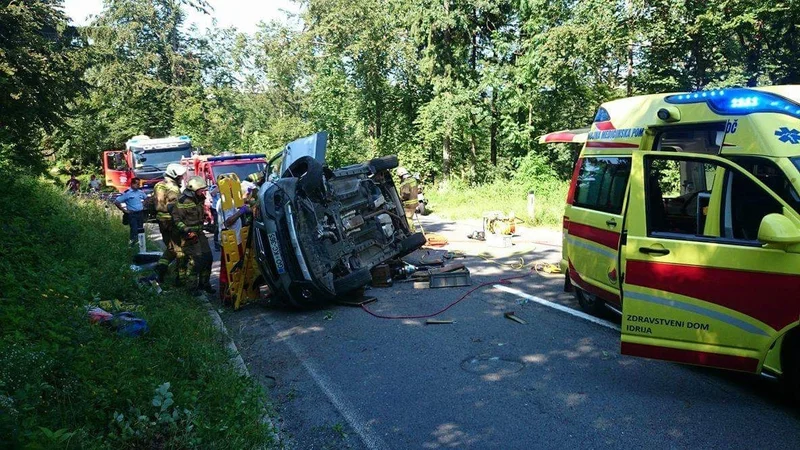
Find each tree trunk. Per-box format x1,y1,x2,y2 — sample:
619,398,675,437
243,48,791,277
490,88,497,166
443,134,451,178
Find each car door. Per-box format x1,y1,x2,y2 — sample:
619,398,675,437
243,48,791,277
621,151,800,372
103,150,131,192
566,156,631,306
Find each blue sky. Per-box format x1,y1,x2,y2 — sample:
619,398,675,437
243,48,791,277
62,0,300,34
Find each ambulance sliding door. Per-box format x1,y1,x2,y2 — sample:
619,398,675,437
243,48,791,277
620,151,800,372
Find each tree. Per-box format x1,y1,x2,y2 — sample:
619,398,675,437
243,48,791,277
0,0,86,173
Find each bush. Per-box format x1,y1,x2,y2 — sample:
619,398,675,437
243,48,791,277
0,175,275,448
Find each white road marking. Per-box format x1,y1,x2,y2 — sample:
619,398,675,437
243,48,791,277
269,321,389,450
493,285,620,331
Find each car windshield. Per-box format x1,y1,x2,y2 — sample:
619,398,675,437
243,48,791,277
211,162,266,183
792,156,800,174
134,148,192,168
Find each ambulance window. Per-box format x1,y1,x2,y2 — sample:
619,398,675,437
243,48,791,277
573,157,631,214
721,170,783,241
645,157,717,236
726,156,800,216
653,123,726,155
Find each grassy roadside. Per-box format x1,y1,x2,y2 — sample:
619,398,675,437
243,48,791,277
0,176,275,448
426,177,568,228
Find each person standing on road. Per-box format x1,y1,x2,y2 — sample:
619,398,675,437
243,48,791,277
88,174,101,192
153,164,187,284
114,177,147,246
66,174,80,195
397,167,419,230
172,176,215,295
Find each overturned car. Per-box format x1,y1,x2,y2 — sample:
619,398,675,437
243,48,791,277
252,153,426,307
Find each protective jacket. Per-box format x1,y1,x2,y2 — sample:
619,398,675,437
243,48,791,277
154,178,181,221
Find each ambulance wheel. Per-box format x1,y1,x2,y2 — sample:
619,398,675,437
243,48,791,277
781,334,800,403
575,287,605,316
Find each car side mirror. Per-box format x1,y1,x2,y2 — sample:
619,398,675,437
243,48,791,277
758,213,800,251
139,157,147,163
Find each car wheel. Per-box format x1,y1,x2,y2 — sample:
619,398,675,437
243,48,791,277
283,156,325,201
333,268,372,295
398,232,427,256
574,287,605,316
368,155,399,173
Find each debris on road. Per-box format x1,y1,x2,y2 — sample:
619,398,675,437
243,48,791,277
504,311,526,324
426,319,455,325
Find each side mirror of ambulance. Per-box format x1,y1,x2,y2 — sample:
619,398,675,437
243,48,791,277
758,213,800,252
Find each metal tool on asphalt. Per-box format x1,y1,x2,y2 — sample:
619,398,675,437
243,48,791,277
504,311,526,324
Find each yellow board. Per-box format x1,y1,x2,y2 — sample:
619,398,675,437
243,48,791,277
217,174,260,310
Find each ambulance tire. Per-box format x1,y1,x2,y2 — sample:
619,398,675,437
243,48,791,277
782,334,800,402
574,287,605,316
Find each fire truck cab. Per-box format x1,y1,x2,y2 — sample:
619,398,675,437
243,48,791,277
103,135,194,192
541,86,800,397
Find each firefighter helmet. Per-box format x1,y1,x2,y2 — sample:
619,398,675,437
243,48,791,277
396,167,410,178
186,176,207,193
165,163,187,180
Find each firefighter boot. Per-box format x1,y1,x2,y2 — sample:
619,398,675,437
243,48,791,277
155,264,168,283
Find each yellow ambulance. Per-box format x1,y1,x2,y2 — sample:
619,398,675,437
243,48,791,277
541,86,800,395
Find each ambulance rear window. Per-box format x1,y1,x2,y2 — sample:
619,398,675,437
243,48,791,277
573,157,631,214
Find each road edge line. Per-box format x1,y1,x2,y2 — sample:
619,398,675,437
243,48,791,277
493,284,620,331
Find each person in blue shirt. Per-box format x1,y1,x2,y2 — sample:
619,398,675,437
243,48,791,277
114,178,148,245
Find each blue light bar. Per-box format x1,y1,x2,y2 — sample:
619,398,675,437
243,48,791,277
665,88,800,119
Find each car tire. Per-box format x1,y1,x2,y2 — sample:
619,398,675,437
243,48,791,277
368,155,399,173
398,232,427,256
574,287,605,316
284,156,325,201
333,268,372,295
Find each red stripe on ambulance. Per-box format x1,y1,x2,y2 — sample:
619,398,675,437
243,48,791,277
621,342,759,372
625,260,800,331
568,222,620,250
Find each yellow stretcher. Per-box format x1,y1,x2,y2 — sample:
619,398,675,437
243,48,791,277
217,175,260,309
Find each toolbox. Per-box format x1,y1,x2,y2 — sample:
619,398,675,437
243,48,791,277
429,267,471,288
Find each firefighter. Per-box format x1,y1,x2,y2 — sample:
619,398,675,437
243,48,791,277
172,176,215,294
397,167,419,229
153,163,187,284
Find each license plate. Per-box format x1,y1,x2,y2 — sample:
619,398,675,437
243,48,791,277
267,232,286,274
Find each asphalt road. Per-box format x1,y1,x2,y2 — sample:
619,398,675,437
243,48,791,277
212,216,800,449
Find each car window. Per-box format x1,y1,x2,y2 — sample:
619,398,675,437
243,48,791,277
645,157,717,236
645,155,783,242
573,157,631,214
726,156,800,216
653,122,726,154
721,168,783,241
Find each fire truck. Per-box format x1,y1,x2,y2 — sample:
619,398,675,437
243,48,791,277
103,135,195,192
182,153,268,189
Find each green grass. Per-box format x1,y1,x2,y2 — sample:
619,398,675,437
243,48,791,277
0,176,275,448
426,177,569,228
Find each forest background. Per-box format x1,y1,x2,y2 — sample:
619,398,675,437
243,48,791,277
3,0,800,224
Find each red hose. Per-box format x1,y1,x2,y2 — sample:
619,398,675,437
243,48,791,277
360,270,534,320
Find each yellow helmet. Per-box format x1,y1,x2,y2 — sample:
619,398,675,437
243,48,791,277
186,176,207,192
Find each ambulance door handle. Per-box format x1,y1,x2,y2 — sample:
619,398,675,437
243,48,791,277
606,219,617,228
639,247,670,256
